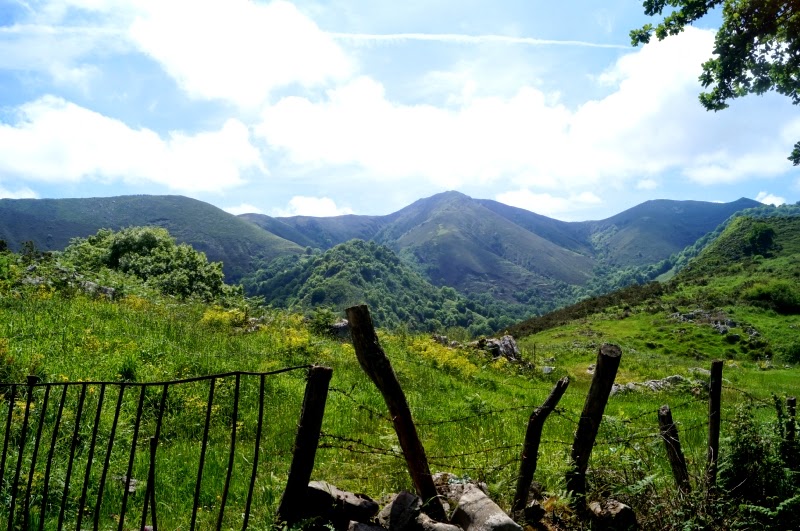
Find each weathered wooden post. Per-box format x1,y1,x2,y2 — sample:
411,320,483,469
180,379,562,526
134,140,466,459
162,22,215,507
566,343,622,505
706,360,723,493
513,376,569,512
788,396,797,444
346,305,447,522
277,365,334,525
658,404,691,493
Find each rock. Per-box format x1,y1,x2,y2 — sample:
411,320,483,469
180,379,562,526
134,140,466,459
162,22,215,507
451,484,522,531
432,472,488,506
482,336,521,361
81,280,116,300
306,481,379,530
378,491,422,531
522,500,545,525
330,319,351,340
541,366,554,375
611,375,689,395
587,364,596,374
417,513,461,531
348,522,388,531
589,499,638,530
432,335,450,346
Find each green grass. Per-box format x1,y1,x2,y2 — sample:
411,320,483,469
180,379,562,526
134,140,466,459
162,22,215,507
3,212,800,529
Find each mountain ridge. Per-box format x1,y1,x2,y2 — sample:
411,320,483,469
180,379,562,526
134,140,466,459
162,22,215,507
0,192,762,312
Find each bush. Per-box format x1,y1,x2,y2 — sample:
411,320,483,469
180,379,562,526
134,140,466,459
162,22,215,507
741,280,800,314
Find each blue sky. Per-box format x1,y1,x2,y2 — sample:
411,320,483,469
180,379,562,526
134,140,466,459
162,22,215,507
0,0,797,221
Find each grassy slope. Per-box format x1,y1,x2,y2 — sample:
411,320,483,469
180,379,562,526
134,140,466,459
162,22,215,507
582,197,761,267
0,196,303,282
375,192,594,295
3,215,800,528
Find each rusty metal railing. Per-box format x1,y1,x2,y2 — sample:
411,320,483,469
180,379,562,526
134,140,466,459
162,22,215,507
0,366,312,530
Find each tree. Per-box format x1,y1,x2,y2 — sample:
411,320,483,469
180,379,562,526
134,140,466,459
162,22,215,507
63,226,236,301
632,0,800,164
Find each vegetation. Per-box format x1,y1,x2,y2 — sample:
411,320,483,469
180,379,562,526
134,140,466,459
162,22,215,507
632,0,800,164
0,195,303,282
243,239,508,335
62,226,242,302
0,216,799,529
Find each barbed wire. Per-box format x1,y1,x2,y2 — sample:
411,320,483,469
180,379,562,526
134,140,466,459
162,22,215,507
329,387,392,423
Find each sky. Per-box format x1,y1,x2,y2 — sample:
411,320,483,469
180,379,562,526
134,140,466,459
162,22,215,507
0,0,797,221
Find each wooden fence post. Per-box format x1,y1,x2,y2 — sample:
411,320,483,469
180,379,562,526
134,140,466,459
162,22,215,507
706,360,723,493
566,343,622,505
788,396,797,444
658,404,691,493
346,305,447,522
277,365,334,525
512,376,569,512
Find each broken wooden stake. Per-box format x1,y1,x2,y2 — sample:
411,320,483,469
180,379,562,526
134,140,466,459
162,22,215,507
513,376,569,512
346,305,447,522
566,343,622,504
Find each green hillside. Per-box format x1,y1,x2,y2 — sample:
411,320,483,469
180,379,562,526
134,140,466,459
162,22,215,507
0,195,303,282
251,191,759,306
0,192,761,311
2,222,799,530
510,214,800,363
242,239,506,334
582,197,761,267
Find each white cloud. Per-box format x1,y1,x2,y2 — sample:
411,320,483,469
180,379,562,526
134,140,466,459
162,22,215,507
495,189,601,219
128,0,353,107
0,186,38,199
755,191,786,206
223,203,264,216
273,196,354,217
257,27,797,192
0,23,126,87
636,179,658,190
0,96,263,192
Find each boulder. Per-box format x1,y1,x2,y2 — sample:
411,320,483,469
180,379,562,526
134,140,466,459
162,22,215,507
305,481,379,530
348,522,388,531
416,512,461,531
378,491,422,531
451,485,522,531
589,499,638,530
329,319,351,340
432,472,488,506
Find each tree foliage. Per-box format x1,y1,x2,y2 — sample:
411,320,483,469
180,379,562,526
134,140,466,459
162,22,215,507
632,0,800,164
62,226,240,301
242,239,505,334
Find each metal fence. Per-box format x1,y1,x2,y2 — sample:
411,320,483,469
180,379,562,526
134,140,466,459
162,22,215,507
0,366,311,530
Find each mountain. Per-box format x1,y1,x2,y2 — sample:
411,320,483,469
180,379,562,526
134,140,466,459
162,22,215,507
0,195,303,282
0,192,762,309
507,210,800,341
244,191,760,304
581,197,762,267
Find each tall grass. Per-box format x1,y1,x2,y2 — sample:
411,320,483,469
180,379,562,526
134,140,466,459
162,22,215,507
0,288,798,528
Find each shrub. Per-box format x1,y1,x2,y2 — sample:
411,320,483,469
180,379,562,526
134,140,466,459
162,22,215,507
741,280,800,314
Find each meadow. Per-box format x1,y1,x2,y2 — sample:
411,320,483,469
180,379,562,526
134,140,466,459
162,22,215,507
1,284,798,529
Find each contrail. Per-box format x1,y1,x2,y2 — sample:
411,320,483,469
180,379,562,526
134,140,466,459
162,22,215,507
328,32,629,49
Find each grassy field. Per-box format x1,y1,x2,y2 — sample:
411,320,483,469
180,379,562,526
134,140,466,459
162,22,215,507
2,213,800,529
1,286,798,529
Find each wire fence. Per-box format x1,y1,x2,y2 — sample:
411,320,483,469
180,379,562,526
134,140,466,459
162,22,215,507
317,370,796,503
